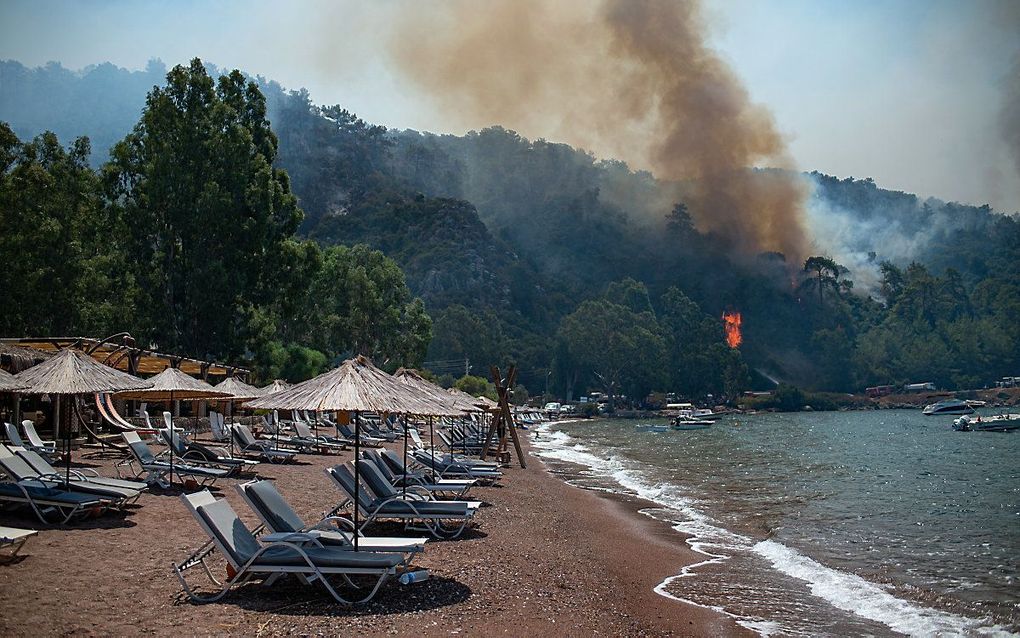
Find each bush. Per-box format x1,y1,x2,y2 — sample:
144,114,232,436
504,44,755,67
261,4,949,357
577,402,600,418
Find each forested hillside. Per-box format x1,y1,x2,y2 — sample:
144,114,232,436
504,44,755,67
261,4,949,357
2,59,1018,399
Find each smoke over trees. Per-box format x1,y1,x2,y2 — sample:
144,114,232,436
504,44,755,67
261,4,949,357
387,0,809,262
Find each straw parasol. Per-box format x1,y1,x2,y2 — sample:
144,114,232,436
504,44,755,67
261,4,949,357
257,379,291,397
13,348,151,484
395,369,474,489
0,368,28,393
213,377,260,457
116,367,230,487
0,368,28,427
247,356,457,548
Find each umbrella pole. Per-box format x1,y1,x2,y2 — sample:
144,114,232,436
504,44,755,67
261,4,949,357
169,390,174,488
65,395,72,486
353,410,360,552
429,415,435,478
402,414,408,498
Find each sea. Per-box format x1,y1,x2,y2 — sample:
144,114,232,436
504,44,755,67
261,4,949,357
532,409,1019,637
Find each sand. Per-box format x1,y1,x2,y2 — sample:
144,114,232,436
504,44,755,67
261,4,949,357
0,434,751,636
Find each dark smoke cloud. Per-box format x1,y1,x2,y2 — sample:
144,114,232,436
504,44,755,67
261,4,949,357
388,0,809,261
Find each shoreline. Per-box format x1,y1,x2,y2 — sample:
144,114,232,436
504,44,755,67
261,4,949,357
0,432,750,637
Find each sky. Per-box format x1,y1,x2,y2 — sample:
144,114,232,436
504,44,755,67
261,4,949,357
1,0,1018,212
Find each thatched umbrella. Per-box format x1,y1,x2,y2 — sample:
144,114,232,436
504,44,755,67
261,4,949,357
257,379,291,397
395,369,471,491
0,368,28,392
0,368,28,427
247,355,455,548
213,377,260,457
116,367,230,487
13,348,151,484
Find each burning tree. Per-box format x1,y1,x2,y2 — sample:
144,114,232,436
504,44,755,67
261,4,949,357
722,311,742,348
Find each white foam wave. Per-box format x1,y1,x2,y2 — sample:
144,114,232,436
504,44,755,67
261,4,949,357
533,422,1017,638
755,540,1015,638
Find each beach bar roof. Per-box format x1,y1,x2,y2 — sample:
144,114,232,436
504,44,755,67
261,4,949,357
246,355,457,416
0,336,248,380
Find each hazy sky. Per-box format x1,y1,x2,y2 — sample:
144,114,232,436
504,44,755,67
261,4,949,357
2,0,1018,211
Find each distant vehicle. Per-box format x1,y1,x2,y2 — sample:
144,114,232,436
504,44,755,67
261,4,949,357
995,377,1019,388
543,402,561,414
904,382,937,392
922,399,974,416
866,385,895,398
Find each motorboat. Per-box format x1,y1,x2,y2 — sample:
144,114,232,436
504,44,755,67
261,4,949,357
953,414,1020,432
635,423,670,433
922,399,974,416
671,415,712,430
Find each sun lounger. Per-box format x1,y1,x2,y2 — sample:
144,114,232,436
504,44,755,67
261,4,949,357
173,490,403,604
0,444,140,507
15,447,148,494
0,526,37,561
0,478,112,524
208,412,230,443
335,422,387,447
229,425,296,463
326,462,478,539
4,422,57,461
411,449,502,483
260,418,342,454
237,480,426,564
290,422,348,451
22,421,58,455
117,432,229,488
159,414,257,474
364,449,475,498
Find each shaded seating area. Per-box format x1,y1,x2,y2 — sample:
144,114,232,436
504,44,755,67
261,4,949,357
118,432,230,488
237,479,427,565
173,490,404,605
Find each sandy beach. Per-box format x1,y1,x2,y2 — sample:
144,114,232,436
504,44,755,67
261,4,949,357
0,433,749,637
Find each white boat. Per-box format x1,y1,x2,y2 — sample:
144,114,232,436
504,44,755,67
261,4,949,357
922,399,974,416
671,415,712,430
953,414,1020,432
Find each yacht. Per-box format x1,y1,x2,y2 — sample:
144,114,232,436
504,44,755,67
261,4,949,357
671,415,713,430
953,414,1020,432
922,399,974,416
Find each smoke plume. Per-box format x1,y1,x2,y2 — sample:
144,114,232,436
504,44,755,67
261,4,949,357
387,0,809,261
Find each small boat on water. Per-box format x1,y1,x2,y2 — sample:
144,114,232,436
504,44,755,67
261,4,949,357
671,415,713,430
635,423,670,433
922,399,974,416
953,414,1020,432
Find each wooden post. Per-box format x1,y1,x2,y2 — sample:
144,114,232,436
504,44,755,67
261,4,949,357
482,365,525,468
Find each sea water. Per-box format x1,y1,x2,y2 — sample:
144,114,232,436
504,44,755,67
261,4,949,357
532,410,1019,636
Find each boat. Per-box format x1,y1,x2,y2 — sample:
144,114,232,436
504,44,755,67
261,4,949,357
953,414,1020,432
635,423,669,433
671,415,713,430
668,402,723,421
921,399,974,416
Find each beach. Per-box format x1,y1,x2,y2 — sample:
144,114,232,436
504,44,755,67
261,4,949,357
0,435,747,637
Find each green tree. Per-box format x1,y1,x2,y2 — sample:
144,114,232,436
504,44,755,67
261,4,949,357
0,125,130,336
104,59,302,359
306,244,432,367
557,299,666,408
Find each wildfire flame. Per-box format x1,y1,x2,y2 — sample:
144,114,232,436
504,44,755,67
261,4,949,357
723,311,743,348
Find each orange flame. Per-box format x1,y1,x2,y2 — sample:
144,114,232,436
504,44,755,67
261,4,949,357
722,311,743,348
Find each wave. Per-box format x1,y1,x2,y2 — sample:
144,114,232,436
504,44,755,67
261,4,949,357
532,422,1015,637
